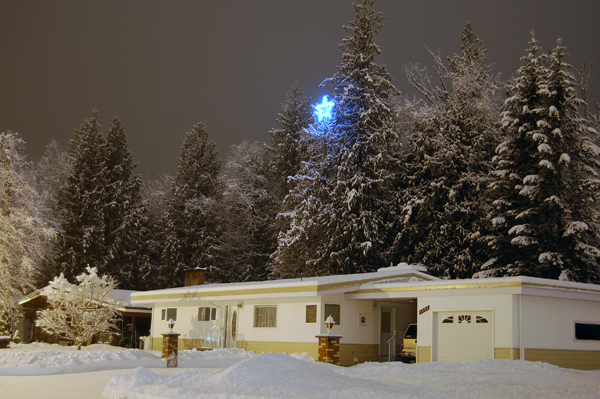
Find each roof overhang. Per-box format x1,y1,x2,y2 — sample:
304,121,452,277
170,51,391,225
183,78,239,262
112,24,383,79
346,276,600,303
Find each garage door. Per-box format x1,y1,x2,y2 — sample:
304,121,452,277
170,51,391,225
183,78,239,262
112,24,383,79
434,311,493,362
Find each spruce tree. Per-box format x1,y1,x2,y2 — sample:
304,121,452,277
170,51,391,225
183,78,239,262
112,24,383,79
163,122,220,285
55,111,108,281
268,82,313,199
103,116,147,289
214,141,279,282
273,0,400,277
394,23,501,278
483,36,600,282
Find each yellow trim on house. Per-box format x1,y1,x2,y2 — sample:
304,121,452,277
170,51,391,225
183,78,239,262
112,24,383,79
338,344,379,366
238,341,319,360
525,349,600,370
494,347,520,360
417,346,431,363
133,273,433,301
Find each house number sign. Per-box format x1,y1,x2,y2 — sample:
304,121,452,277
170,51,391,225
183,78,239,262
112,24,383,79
419,305,430,315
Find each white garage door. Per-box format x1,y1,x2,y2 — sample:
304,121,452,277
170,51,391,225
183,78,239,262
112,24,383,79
434,311,493,362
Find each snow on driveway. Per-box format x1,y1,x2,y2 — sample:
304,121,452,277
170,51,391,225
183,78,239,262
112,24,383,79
0,343,599,399
104,353,600,399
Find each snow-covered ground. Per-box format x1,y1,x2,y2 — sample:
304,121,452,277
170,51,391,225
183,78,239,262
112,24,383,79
0,343,599,399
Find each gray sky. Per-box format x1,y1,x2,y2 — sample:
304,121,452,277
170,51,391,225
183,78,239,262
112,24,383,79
1,0,599,179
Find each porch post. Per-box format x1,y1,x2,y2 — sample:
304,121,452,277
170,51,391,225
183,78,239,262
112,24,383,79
315,334,343,365
161,332,180,367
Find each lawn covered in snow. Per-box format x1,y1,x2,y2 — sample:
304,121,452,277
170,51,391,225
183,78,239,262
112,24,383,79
0,343,599,399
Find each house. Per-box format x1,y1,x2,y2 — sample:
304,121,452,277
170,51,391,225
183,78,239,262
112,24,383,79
19,289,152,347
131,264,600,369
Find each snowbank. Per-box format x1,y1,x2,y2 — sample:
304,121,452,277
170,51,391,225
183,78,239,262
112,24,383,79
104,354,600,399
104,353,409,399
0,343,252,376
1,343,599,399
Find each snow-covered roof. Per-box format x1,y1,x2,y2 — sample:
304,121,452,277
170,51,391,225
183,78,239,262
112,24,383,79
19,288,151,313
348,275,600,302
131,263,438,304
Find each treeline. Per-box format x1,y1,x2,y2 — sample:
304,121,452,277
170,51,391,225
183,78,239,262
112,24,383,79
2,0,600,301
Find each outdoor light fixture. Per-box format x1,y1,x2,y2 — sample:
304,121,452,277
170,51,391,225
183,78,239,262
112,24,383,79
325,314,336,333
168,318,175,332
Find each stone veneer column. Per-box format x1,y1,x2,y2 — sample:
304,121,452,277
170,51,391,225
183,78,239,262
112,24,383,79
162,332,181,367
316,334,343,365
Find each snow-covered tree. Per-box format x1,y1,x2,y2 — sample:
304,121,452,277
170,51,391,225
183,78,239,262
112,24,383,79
0,132,55,302
273,0,401,277
268,82,313,198
393,22,502,278
55,111,108,281
482,36,600,282
213,141,279,282
103,116,148,290
163,122,221,285
53,112,148,288
36,266,122,350
30,140,72,287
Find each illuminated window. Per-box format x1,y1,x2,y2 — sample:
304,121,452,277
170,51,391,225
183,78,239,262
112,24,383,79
254,306,276,328
324,304,341,325
306,305,317,323
165,308,177,321
198,307,211,321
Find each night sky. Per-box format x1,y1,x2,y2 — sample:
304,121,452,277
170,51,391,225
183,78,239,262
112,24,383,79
1,0,599,179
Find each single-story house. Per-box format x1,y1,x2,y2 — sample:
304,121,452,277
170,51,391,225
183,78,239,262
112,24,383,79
131,264,600,369
19,289,152,348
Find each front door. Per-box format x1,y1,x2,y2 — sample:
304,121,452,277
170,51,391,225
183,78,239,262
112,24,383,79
379,307,395,357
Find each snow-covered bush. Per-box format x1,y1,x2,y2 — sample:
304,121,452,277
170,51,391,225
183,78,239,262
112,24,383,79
36,266,123,350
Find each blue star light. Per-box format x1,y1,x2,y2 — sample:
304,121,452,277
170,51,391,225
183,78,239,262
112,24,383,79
313,95,334,124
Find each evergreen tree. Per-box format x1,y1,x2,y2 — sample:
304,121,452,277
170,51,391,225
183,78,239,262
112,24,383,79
268,82,313,198
163,122,220,285
55,111,108,281
55,111,148,288
140,174,174,289
213,141,279,282
103,116,148,289
273,0,400,277
482,36,600,282
394,23,501,278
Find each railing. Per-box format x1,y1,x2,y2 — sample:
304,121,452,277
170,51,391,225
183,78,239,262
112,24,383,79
386,330,398,362
204,327,224,349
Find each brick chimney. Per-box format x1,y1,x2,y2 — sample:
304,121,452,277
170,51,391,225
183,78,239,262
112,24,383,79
184,268,206,286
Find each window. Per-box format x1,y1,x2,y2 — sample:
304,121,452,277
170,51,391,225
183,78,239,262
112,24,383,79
381,311,391,334
458,315,471,324
324,304,341,325
442,316,454,324
306,305,317,323
476,316,489,324
199,307,211,321
161,309,166,320
166,308,177,321
211,307,217,321
254,306,276,328
575,323,600,340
